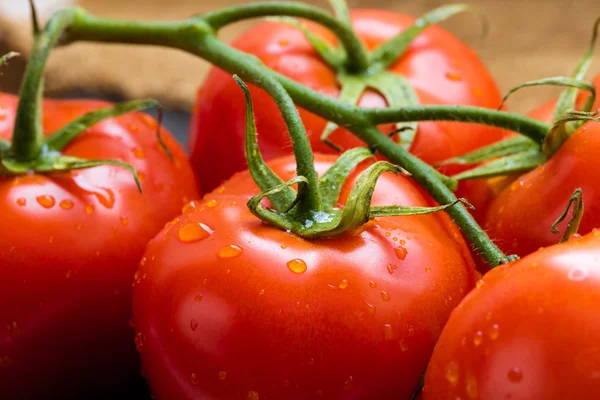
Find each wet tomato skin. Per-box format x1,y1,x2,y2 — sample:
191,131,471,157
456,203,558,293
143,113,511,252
190,10,506,193
423,232,600,400
0,94,199,398
133,154,478,400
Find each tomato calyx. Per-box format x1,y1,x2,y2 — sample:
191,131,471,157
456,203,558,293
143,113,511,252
440,17,600,181
235,75,469,238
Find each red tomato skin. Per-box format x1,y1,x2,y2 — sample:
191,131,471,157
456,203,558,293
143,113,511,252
0,94,200,398
133,154,478,400
190,10,506,193
423,232,600,400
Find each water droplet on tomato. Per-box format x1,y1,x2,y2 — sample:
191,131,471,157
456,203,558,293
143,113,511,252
258,289,265,295
485,312,492,320
280,244,288,249
140,257,147,266
36,195,55,208
445,361,459,384
385,232,391,237
343,376,354,390
194,294,203,303
425,266,431,273
248,390,259,400
178,222,213,243
16,198,26,207
134,332,145,351
383,324,394,340
206,199,219,208
287,259,307,274
59,200,74,210
381,291,391,301
446,71,463,81
84,204,94,214
569,266,588,281
219,371,227,380
387,263,398,274
399,338,409,352
507,367,523,383
190,372,198,385
473,331,483,346
218,245,244,259
182,200,201,214
489,324,500,340
408,326,415,336
338,279,349,289
132,148,145,159
394,246,408,260
365,301,376,314
369,280,377,288
475,280,485,289
190,319,199,331
120,217,129,227
465,375,479,399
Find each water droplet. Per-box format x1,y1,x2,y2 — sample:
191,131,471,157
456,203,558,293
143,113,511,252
338,279,349,289
399,239,406,245
219,371,227,380
216,186,225,194
387,263,398,274
194,294,203,303
36,195,55,208
425,266,431,273
394,246,408,260
182,200,200,214
569,266,588,281
473,331,483,346
85,204,94,214
465,374,479,399
218,245,244,259
408,326,415,336
381,291,391,301
120,217,129,227
134,332,145,351
259,289,265,295
383,324,394,340
489,324,500,340
132,148,146,159
76,224,83,231
344,376,354,390
178,222,213,243
369,280,377,288
190,372,198,385
59,200,74,210
283,379,290,387
280,244,288,249
16,198,26,206
248,390,259,400
445,362,459,384
206,199,219,208
399,338,408,352
190,319,199,331
385,232,391,237
507,367,523,383
365,301,376,314
287,259,307,274
485,312,492,320
446,71,463,81
475,280,485,289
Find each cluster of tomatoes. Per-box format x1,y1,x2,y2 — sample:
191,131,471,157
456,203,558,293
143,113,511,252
2,6,600,400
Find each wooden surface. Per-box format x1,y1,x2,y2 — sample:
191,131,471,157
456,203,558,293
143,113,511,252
1,0,599,113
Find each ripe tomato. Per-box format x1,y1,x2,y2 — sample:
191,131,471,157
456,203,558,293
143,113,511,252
0,95,199,398
190,10,506,193
133,153,478,400
423,231,600,399
483,74,600,257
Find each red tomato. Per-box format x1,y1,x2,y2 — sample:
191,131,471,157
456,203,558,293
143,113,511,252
423,231,600,400
482,74,600,257
190,10,507,193
133,154,478,400
0,95,199,398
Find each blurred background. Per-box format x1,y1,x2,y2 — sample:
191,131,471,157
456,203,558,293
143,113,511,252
0,0,599,148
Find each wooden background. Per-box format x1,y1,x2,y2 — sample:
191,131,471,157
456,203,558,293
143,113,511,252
1,0,599,114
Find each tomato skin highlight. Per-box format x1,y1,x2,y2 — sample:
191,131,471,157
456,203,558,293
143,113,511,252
424,232,600,400
133,154,478,400
0,95,199,398
190,10,506,193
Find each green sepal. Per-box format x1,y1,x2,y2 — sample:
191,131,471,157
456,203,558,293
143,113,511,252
452,149,544,181
370,4,472,73
0,51,19,66
543,110,600,158
266,17,346,69
233,75,296,211
370,197,473,218
328,0,352,25
321,74,367,150
437,136,539,166
319,147,374,208
1,153,142,192
551,188,584,243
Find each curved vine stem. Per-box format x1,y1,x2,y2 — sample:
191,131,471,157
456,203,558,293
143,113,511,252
50,7,537,266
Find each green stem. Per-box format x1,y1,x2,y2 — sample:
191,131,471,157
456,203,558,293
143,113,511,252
200,1,369,73
60,9,524,266
12,8,77,161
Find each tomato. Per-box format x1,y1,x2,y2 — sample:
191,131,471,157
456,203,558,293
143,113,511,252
0,95,200,398
190,10,507,193
423,231,600,399
482,74,600,257
133,153,478,400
